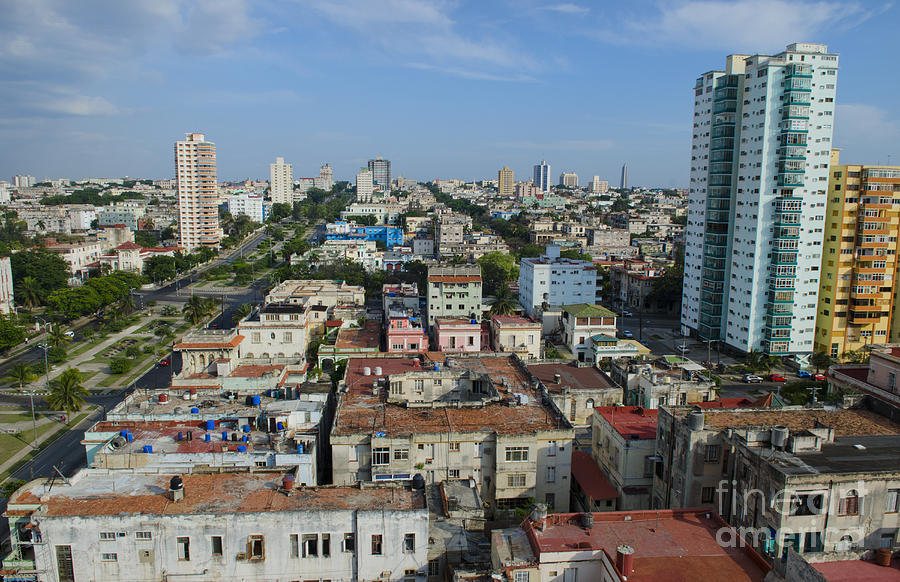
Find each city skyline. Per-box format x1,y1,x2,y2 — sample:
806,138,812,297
0,1,897,186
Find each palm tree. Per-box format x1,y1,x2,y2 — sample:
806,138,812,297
489,286,518,316
17,276,41,309
182,296,210,325
47,325,71,349
746,348,767,373
232,303,254,324
47,368,88,418
810,351,834,374
117,293,136,316
4,363,33,391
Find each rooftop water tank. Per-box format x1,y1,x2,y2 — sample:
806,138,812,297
771,425,789,449
374,366,383,376
363,367,372,376
688,411,704,431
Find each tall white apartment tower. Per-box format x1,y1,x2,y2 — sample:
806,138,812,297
269,156,293,205
367,156,391,191
316,163,333,191
533,160,550,193
356,167,374,202
175,133,222,250
681,43,839,362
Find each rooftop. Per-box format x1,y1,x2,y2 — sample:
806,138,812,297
9,471,424,517
527,363,619,394
814,557,900,581
491,315,540,327
687,407,900,437
517,509,768,582
334,320,382,350
571,451,618,499
769,434,900,476
334,355,569,437
595,406,658,440
561,303,616,318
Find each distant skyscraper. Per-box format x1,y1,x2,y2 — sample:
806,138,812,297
0,256,13,315
589,176,608,194
175,132,221,251
533,160,550,193
356,167,374,202
498,166,514,197
559,172,578,188
620,164,627,189
13,175,35,188
269,156,293,205
681,43,839,360
316,163,333,191
368,156,391,191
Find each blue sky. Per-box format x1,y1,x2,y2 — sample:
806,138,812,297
1,0,897,187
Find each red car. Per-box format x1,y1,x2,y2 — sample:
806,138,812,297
159,357,171,366
768,373,787,382
813,373,826,381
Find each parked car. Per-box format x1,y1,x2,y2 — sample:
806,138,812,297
768,373,787,382
813,372,826,381
622,311,633,317
796,370,812,378
622,330,634,339
159,357,171,366
63,330,75,338
744,374,763,384
677,343,689,352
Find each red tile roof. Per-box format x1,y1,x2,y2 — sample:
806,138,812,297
571,451,617,499
428,275,482,283
174,335,245,350
595,406,658,440
814,558,900,581
115,242,143,250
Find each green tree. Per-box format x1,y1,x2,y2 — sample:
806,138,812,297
134,230,160,247
144,255,177,282
232,303,254,324
182,296,215,325
841,349,869,364
0,317,26,351
4,363,34,391
477,252,519,297
16,276,41,309
489,285,519,316
270,203,292,222
810,351,833,374
47,368,88,417
109,358,133,374
47,325,72,349
10,249,69,304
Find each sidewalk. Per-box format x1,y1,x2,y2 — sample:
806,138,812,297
0,404,100,479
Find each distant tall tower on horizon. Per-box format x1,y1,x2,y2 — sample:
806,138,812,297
559,171,578,188
620,164,628,189
175,132,221,251
533,160,550,193
269,156,293,205
681,43,839,361
498,166,514,197
356,167,374,202
316,163,333,191
368,156,391,191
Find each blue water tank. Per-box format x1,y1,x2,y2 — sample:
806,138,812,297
266,390,272,397
297,443,304,454
204,434,211,442
222,431,228,441
237,445,247,452
241,435,249,442
434,364,439,371
119,430,128,438
205,420,215,430
242,425,251,433
251,395,261,406
177,432,183,441
190,407,200,414
276,422,284,431
142,445,153,453
126,433,134,443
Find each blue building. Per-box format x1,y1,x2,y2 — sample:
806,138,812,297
325,221,404,249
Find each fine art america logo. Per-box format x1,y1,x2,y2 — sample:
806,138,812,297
712,479,868,551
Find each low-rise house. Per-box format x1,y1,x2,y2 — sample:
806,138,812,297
434,317,483,353
426,265,483,328
46,240,104,283
560,304,617,363
490,315,542,360
237,302,309,364
491,508,769,582
266,279,365,308
316,319,382,369
97,242,178,274
2,472,428,582
613,356,717,409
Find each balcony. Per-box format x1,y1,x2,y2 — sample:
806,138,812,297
713,100,737,115
777,174,805,188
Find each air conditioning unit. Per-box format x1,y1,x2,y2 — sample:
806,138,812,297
235,552,246,561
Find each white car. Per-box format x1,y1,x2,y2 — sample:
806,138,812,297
622,330,634,339
63,330,75,338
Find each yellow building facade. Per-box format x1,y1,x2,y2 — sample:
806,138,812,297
815,150,900,358
498,166,514,198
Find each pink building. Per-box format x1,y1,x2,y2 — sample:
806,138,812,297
386,317,428,353
433,317,482,352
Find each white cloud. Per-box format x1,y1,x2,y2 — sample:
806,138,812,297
609,0,870,50
40,95,121,116
834,103,900,161
493,138,615,151
540,3,590,15
299,0,538,80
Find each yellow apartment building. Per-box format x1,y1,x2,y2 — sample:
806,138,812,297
815,150,900,358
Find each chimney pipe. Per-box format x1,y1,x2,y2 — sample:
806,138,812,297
169,475,184,503
616,545,634,578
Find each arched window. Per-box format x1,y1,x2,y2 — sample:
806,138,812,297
585,398,595,409
839,489,859,516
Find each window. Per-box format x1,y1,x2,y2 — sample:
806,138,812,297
701,487,716,504
505,446,529,462
404,533,416,553
882,533,896,548
792,493,824,516
100,531,117,541
514,571,530,582
449,442,460,452
428,558,440,576
449,469,460,478
283,332,292,343
704,444,721,463
248,535,265,560
838,490,860,516
302,534,318,557
177,537,190,561
887,489,900,513
644,456,655,478
135,531,152,540
890,373,896,392
101,553,118,562
290,534,299,558
508,473,526,487
805,531,824,553
547,441,558,456
474,442,484,458
211,536,223,557
56,546,74,582
546,466,556,483
371,534,383,555
394,447,409,461
343,533,355,552
373,447,390,465
322,534,330,557
545,493,555,511
252,332,261,344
